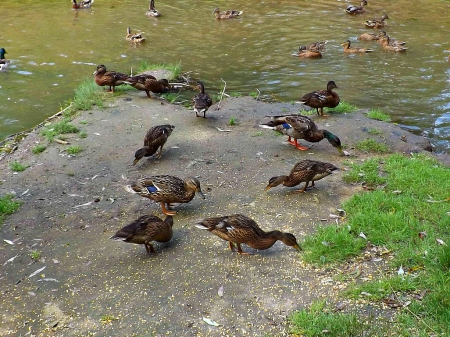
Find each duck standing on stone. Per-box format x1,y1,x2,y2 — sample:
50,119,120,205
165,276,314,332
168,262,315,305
124,74,170,98
93,64,128,93
133,124,175,165
265,159,339,193
192,81,213,118
195,214,302,255
111,214,174,254
297,81,340,117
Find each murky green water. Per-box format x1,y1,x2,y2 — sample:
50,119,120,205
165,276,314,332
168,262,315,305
1,0,450,151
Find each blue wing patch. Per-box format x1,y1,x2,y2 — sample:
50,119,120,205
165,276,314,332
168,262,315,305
282,123,291,129
146,186,157,193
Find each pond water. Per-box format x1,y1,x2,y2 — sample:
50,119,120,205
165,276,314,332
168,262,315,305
1,0,450,152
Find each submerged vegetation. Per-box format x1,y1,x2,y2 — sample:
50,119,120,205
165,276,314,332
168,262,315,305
293,153,450,336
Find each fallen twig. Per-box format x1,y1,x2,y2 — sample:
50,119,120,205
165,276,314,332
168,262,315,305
216,78,227,110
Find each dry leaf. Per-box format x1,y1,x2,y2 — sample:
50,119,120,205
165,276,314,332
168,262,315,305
3,239,14,245
359,232,367,240
29,266,46,278
436,238,447,246
202,317,220,326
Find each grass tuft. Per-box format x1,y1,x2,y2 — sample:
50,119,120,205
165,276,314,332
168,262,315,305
326,101,357,114
355,139,389,153
366,108,391,122
67,145,82,155
72,78,105,112
10,161,29,172
0,195,21,219
137,61,181,80
40,118,79,142
32,144,46,154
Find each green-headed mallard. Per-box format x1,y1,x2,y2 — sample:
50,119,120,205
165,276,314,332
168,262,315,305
377,31,406,47
146,0,161,17
265,159,338,193
124,74,170,98
126,27,146,43
358,32,379,41
341,40,373,53
259,114,344,155
364,14,389,28
111,214,173,254
298,81,340,117
195,214,301,255
346,0,368,14
293,47,322,59
213,7,243,19
192,81,213,118
93,64,128,93
72,0,93,9
125,175,205,215
133,124,175,165
0,48,10,71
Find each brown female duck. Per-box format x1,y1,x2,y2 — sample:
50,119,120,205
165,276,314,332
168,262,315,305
192,81,213,118
298,81,340,117
294,46,322,59
259,114,345,155
111,215,173,254
341,40,373,53
195,214,301,255
265,159,338,193
93,64,128,93
358,32,379,41
146,0,161,17
376,31,406,47
213,7,243,19
346,0,368,14
379,36,407,52
126,27,146,43
133,125,175,165
72,0,93,9
124,74,170,97
364,14,389,28
125,175,205,215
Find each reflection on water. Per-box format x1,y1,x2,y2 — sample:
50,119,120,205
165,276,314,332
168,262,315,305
1,0,450,152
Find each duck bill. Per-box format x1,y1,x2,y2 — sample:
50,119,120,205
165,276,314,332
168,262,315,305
264,185,272,191
197,190,206,199
293,244,303,251
336,147,345,156
132,158,140,165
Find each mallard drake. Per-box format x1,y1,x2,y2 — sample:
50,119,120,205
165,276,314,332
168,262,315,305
298,81,340,117
146,0,161,17
133,124,175,165
294,47,322,59
265,159,338,193
111,214,174,254
341,40,373,53
346,0,368,14
126,27,146,43
0,48,9,70
376,31,406,47
72,0,93,9
124,75,170,98
192,81,213,118
378,36,407,52
364,14,389,28
195,214,301,254
259,114,344,155
259,115,345,155
125,175,205,215
213,7,243,19
93,64,128,93
358,32,379,41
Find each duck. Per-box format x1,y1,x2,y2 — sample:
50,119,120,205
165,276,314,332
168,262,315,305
212,7,243,19
378,36,408,52
125,175,205,215
93,64,129,93
265,159,338,193
346,0,368,14
192,81,213,118
111,214,174,254
124,74,170,98
72,0,93,9
358,32,379,41
195,214,302,255
259,114,345,155
376,31,406,47
341,40,373,53
146,0,161,17
133,124,175,165
0,48,10,70
126,27,146,43
364,14,389,28
298,81,340,117
300,41,328,51
294,47,322,59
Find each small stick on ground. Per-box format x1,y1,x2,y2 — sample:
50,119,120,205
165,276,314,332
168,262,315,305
216,78,227,110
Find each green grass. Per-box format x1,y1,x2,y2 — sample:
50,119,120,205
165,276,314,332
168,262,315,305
30,250,41,260
40,117,79,142
230,92,242,97
342,158,387,187
368,128,383,135
72,77,105,112
67,145,82,155
355,139,389,153
366,108,391,122
79,131,87,138
160,92,180,103
0,195,21,223
32,144,46,154
325,101,357,114
229,116,237,126
297,153,450,335
136,60,181,80
249,91,259,99
10,161,29,172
